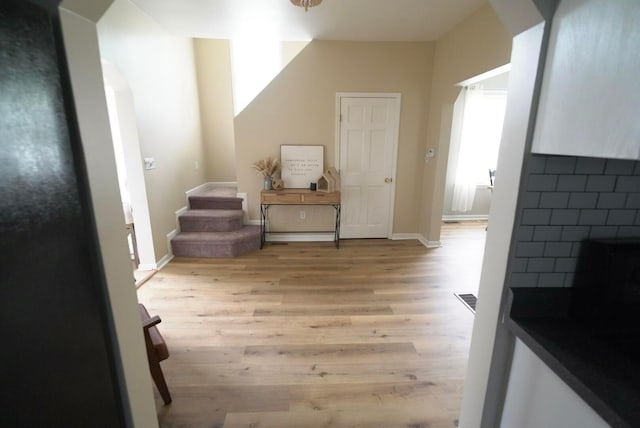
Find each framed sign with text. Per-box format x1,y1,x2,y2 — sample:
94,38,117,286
280,145,324,189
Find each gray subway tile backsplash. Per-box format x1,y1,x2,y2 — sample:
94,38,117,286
564,273,575,288
568,192,598,209
575,157,606,174
604,159,636,175
550,209,580,225
545,156,576,174
597,193,626,209
528,174,558,191
528,156,547,174
522,192,541,208
616,176,640,192
516,226,534,241
555,258,578,273
527,258,556,272
626,193,640,209
560,226,591,242
570,242,582,257
522,209,552,225
508,154,640,289
618,226,640,237
532,226,562,241
543,242,573,257
557,175,587,192
578,209,608,225
607,210,636,225
516,242,545,257
540,192,569,208
511,258,529,273
585,175,616,192
589,226,619,239
511,273,540,287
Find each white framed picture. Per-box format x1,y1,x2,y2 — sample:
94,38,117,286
280,145,324,189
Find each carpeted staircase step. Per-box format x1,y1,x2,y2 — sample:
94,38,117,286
179,209,243,232
171,226,260,258
189,187,243,210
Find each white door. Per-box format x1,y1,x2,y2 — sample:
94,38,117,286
338,95,400,238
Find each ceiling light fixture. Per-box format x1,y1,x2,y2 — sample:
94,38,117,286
290,0,323,12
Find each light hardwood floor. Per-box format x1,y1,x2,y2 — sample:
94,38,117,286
137,221,487,428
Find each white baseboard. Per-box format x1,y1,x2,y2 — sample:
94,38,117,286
390,233,419,240
391,233,441,248
155,253,173,270
159,228,177,269
237,192,249,224
418,234,441,248
175,205,188,232
442,214,489,222
184,181,238,200
185,182,212,198
266,233,334,242
137,263,157,271
247,219,261,226
210,181,238,188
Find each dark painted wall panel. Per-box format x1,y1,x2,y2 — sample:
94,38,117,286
0,1,125,426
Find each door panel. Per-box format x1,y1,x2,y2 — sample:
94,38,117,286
339,96,399,238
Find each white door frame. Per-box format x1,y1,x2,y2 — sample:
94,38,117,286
335,92,401,238
101,61,157,270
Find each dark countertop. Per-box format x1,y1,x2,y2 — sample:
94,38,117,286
507,288,640,428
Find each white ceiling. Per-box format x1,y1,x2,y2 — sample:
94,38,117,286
131,0,487,41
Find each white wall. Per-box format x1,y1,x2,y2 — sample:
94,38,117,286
500,340,611,428
59,5,158,427
532,0,640,160
458,19,545,428
102,62,156,270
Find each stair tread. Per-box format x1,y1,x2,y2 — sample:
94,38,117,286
189,187,240,201
173,227,259,242
180,209,243,218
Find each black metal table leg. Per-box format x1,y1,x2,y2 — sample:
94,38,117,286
260,204,267,249
333,204,341,249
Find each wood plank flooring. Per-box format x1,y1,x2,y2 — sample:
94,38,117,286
137,221,487,428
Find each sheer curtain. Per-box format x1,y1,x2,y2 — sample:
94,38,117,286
451,86,507,212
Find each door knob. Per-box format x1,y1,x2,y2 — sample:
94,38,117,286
384,177,392,183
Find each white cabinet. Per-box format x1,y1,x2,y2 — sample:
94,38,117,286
500,339,610,428
531,0,640,160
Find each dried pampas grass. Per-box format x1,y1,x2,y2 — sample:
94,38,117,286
252,157,280,177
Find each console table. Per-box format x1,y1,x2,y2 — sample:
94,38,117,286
260,189,341,249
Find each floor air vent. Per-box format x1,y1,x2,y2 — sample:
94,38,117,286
455,293,477,314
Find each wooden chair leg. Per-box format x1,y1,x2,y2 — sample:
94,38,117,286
148,353,172,405
143,326,172,405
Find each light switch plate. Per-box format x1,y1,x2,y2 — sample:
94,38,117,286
143,157,156,170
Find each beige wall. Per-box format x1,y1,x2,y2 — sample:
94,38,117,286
234,41,434,233
193,39,237,182
98,0,205,260
420,3,512,241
